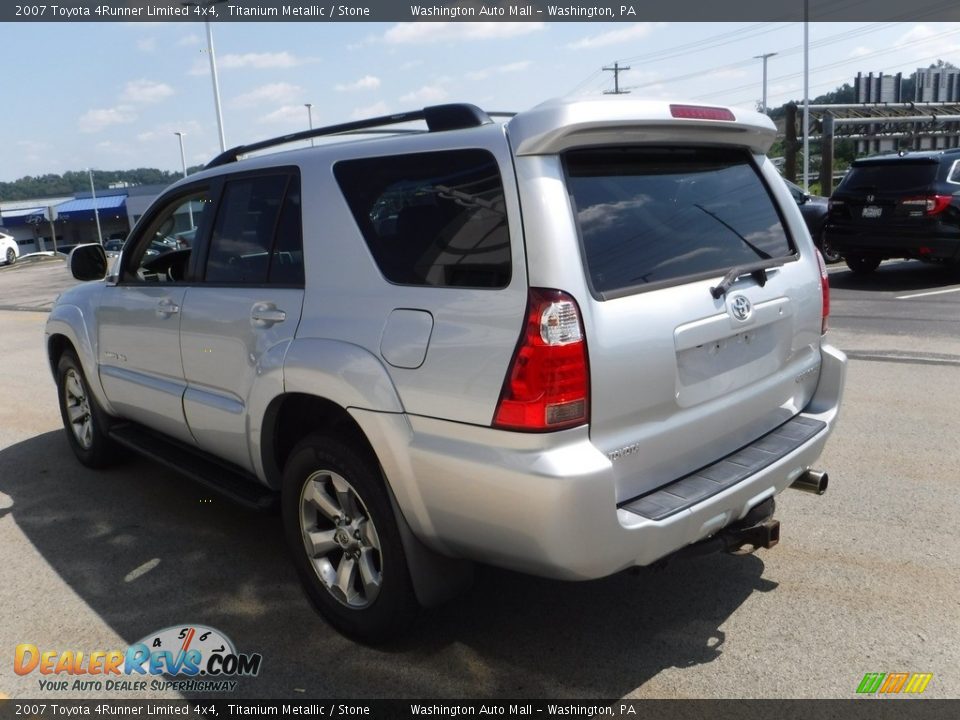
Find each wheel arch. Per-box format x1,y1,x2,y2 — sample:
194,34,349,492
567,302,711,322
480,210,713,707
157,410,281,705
260,393,379,490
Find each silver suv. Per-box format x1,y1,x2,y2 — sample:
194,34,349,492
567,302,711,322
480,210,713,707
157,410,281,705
47,98,846,642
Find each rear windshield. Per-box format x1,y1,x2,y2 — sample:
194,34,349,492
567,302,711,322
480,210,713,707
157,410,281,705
565,147,793,297
839,161,938,194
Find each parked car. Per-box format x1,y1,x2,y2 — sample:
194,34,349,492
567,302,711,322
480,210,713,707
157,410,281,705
782,179,839,263
1,230,19,266
824,148,960,274
47,98,846,642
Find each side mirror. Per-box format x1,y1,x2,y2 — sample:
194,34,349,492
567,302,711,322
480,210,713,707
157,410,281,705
69,243,108,281
799,192,811,205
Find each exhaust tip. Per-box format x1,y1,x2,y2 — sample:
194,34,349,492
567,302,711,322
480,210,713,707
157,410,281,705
791,470,828,495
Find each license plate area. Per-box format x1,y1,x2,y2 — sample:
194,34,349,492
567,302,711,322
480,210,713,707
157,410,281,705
861,206,882,218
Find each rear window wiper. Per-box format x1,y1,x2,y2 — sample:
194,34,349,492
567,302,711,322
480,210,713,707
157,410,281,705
710,265,767,299
694,204,772,261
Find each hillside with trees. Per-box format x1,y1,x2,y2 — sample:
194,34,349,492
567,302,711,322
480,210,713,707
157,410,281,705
0,167,204,202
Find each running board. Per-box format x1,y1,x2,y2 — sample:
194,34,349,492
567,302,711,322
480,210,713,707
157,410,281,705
108,423,276,510
619,415,827,521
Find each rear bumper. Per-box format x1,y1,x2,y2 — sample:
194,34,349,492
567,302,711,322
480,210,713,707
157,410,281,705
352,344,847,581
824,224,960,260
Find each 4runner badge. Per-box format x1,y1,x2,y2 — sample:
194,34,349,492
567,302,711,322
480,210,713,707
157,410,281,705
730,295,753,322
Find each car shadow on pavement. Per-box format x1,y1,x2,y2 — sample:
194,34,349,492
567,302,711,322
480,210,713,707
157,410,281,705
829,260,960,292
2,431,775,699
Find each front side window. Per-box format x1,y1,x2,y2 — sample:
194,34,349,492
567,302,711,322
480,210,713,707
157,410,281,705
123,190,210,283
565,147,795,297
334,149,511,288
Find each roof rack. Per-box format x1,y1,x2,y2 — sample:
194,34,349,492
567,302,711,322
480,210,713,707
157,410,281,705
205,103,515,169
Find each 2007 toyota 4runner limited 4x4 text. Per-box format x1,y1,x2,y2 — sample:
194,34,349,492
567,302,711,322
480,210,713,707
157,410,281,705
47,98,846,642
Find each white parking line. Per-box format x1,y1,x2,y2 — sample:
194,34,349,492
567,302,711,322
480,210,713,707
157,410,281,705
896,287,960,300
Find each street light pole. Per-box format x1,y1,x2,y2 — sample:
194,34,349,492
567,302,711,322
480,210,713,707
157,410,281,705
184,0,227,151
174,132,195,229
305,103,315,146
206,17,226,152
753,52,777,114
88,169,103,245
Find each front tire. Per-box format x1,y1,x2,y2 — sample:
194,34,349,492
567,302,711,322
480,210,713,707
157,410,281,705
56,350,119,468
281,434,419,643
4,248,14,266
845,255,881,274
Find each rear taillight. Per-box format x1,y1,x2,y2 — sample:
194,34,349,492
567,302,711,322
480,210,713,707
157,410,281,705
827,198,844,212
899,195,952,215
815,250,830,335
669,104,735,121
493,289,589,432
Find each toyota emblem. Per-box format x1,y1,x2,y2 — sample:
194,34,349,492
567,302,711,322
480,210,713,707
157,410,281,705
730,295,753,322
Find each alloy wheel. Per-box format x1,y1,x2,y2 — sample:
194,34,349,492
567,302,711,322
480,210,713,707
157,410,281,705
299,470,383,609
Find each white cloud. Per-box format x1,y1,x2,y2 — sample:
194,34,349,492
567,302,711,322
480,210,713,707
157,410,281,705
189,51,306,75
351,101,390,119
567,23,657,50
467,61,531,81
383,22,545,45
259,105,311,125
895,24,960,63
848,46,874,59
231,82,304,108
177,34,201,47
79,106,137,133
136,120,203,143
121,79,174,105
137,37,156,53
399,85,449,104
335,75,381,92
17,140,52,153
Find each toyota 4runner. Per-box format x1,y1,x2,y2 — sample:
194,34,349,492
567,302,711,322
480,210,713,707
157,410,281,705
47,98,846,642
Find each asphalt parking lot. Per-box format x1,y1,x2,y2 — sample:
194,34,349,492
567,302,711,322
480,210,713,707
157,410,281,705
0,259,958,700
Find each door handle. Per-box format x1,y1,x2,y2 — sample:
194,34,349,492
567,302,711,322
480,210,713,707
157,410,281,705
251,302,286,327
156,299,180,317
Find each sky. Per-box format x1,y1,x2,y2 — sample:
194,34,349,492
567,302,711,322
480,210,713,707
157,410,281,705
2,20,960,183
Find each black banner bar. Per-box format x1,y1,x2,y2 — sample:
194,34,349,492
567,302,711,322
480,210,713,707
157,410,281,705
1,700,959,720
3,0,960,23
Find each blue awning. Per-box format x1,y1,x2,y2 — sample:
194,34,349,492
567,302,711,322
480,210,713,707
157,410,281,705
56,195,127,222
0,206,47,226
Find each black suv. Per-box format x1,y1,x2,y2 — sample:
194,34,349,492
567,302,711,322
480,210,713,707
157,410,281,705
824,148,960,273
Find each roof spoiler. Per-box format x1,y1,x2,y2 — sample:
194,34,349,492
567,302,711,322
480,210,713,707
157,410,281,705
205,103,514,169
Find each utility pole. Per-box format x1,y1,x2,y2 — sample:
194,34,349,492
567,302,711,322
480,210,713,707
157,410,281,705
753,52,777,113
602,62,631,95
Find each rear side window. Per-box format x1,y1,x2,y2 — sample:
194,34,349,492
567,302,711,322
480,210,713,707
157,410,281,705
839,161,938,194
334,149,510,288
565,147,794,297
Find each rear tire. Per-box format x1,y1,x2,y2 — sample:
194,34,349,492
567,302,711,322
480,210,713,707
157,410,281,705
56,350,120,468
845,255,881,274
281,433,419,643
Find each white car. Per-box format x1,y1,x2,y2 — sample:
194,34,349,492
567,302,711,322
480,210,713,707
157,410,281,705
1,231,19,266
